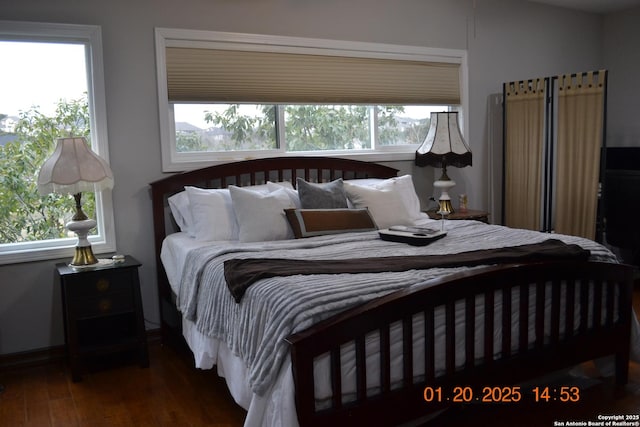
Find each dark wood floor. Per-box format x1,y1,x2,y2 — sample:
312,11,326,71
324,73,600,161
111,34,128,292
0,344,247,426
1,293,639,426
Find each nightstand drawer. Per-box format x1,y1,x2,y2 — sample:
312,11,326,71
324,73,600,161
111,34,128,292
65,269,135,297
71,292,135,318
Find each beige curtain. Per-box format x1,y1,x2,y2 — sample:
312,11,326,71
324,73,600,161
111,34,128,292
554,71,606,239
504,79,546,230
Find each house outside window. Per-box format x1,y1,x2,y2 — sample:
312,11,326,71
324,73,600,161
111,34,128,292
0,21,115,264
155,29,468,172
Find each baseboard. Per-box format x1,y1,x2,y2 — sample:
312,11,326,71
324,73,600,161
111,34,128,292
0,328,161,372
0,345,66,371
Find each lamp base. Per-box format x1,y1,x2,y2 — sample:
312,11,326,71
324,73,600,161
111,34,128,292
71,245,98,266
66,219,98,266
437,199,454,216
433,178,456,216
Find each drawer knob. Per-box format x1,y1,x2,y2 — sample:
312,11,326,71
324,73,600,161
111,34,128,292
96,278,110,292
98,298,112,313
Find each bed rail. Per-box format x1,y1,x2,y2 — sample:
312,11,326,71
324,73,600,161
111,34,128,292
286,261,635,427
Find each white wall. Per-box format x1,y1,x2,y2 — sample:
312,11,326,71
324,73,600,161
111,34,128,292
0,0,610,355
604,6,640,147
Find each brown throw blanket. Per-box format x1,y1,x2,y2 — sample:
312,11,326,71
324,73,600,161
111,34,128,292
224,239,590,302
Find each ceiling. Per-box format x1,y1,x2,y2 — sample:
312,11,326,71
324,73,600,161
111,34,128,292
528,0,640,13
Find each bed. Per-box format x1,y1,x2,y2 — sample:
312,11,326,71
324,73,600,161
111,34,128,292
150,156,638,427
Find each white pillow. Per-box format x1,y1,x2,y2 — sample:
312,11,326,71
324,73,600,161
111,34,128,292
267,181,301,208
343,178,386,208
384,175,422,219
229,186,296,242
344,178,386,187
185,186,239,241
168,191,193,235
343,175,422,229
246,181,295,193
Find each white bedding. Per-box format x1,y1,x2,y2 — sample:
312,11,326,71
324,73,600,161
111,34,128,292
160,213,438,294
161,218,640,427
162,231,300,424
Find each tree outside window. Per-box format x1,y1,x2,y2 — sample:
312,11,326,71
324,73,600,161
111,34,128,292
0,96,93,243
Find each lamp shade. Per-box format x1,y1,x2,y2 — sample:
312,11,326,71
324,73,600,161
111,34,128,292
415,112,472,168
37,137,114,196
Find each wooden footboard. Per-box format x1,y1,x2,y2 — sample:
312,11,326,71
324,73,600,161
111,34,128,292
286,261,635,427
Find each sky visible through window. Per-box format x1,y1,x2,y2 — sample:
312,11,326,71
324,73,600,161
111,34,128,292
0,41,87,120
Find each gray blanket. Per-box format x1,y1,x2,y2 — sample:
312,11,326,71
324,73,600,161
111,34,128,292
177,220,617,396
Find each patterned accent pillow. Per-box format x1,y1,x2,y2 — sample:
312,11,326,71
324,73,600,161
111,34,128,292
284,208,377,238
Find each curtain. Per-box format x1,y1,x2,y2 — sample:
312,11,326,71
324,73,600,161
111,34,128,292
554,71,606,239
504,78,546,230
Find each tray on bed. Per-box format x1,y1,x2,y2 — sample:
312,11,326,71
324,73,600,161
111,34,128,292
379,225,446,245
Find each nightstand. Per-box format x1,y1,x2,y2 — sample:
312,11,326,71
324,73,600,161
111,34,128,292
56,256,149,381
426,209,490,223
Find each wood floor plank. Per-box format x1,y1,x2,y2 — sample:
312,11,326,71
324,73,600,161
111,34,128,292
45,365,71,401
0,395,26,427
48,397,79,427
24,401,51,427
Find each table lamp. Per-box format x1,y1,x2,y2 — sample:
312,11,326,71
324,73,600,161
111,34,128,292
415,111,472,215
37,136,114,266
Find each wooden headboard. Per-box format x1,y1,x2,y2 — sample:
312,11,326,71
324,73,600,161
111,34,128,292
149,156,399,341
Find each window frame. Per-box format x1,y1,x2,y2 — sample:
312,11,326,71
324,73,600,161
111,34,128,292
0,21,116,265
155,28,469,172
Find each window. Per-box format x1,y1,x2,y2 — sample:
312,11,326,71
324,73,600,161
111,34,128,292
172,103,441,153
0,21,115,264
155,28,468,171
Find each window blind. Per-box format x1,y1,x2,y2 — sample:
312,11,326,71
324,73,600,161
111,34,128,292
165,47,461,105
